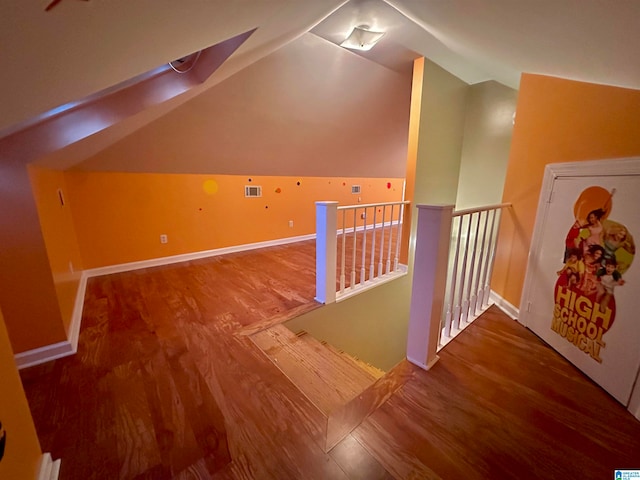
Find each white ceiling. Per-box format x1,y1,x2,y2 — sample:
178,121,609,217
1,0,639,134
313,0,640,90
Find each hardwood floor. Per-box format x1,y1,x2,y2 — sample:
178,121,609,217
353,306,640,479
20,241,640,479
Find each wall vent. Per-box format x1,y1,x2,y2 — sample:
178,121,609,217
351,185,361,194
244,185,262,198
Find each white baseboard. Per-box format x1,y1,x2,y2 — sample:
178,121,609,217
84,233,317,278
15,273,88,370
16,227,405,368
82,224,401,278
67,272,87,352
489,290,519,320
15,233,317,368
15,340,74,370
37,453,61,480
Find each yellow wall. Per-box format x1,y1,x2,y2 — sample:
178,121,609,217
402,57,469,266
29,166,84,334
65,171,404,269
286,274,411,371
455,81,518,209
412,59,469,206
492,74,640,307
0,307,42,479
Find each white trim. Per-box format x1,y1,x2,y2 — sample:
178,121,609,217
15,234,317,368
15,229,404,368
407,354,440,371
629,367,640,421
335,265,408,303
84,233,316,277
538,156,640,177
83,226,400,279
15,273,88,370
489,290,519,320
15,341,74,370
68,272,88,351
37,453,61,480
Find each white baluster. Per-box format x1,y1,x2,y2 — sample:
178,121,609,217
340,209,346,293
360,207,367,284
369,207,377,280
393,202,404,271
385,205,394,274
444,216,463,339
473,210,490,313
351,208,357,289
465,212,481,322
458,214,473,325
378,206,386,277
483,209,502,306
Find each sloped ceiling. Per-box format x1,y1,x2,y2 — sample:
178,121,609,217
70,33,412,177
0,0,346,132
1,0,639,147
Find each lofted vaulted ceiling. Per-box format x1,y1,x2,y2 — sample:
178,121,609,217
1,0,639,140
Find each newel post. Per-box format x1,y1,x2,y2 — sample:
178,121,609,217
407,204,454,370
315,201,338,304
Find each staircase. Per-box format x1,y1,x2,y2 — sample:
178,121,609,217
250,324,410,451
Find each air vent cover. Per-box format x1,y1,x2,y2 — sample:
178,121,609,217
351,185,361,194
245,185,262,198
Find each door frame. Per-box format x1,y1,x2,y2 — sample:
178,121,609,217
519,156,640,419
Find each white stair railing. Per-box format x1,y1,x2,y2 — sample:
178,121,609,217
440,203,510,347
316,200,410,304
406,202,510,370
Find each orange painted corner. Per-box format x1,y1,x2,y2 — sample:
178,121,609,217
492,74,640,307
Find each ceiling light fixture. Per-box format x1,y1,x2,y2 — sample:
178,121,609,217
340,25,386,51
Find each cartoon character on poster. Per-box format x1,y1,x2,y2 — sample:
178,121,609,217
552,186,635,363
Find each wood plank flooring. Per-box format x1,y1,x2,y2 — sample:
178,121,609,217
251,325,379,415
20,240,640,479
352,305,640,479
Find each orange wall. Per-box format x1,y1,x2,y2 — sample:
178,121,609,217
401,57,425,264
29,166,84,334
492,74,640,307
0,158,67,354
65,171,404,269
0,307,42,479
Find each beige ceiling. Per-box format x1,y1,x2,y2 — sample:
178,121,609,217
1,0,639,134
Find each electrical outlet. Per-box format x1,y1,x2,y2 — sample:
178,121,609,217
160,234,168,244
288,220,294,228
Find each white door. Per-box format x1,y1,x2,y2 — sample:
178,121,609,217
520,159,640,405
